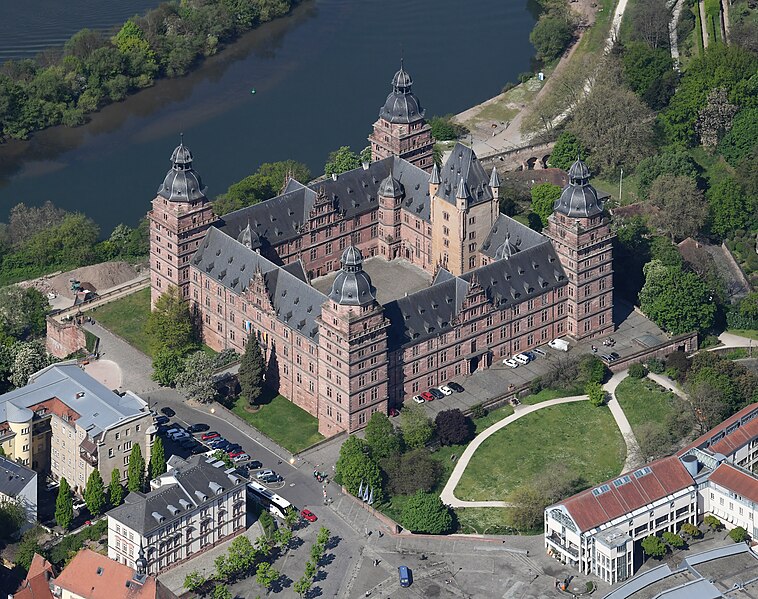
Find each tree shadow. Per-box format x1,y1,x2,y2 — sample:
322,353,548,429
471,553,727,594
320,553,336,567
325,535,341,550
306,586,323,599
271,574,292,593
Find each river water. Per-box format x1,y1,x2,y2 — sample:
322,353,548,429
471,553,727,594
0,0,536,234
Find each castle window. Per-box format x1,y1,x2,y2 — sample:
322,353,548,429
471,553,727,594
527,316,534,328
454,345,461,358
359,413,366,425
444,240,449,248
310,249,317,261
469,256,476,269
412,362,419,374
468,232,475,240
443,212,449,221
427,356,434,368
469,243,477,252
443,226,449,236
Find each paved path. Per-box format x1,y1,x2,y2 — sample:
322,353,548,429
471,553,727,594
716,331,757,349
605,370,643,472
700,0,710,47
669,0,685,69
646,372,688,399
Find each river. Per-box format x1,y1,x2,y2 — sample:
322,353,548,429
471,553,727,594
0,0,537,234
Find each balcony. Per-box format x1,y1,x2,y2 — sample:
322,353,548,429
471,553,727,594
546,532,579,558
79,438,98,467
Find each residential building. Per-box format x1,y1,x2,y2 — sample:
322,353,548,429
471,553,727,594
0,364,153,494
0,455,37,531
13,553,55,599
107,454,247,574
545,403,758,585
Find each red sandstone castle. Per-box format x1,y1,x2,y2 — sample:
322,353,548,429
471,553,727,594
148,64,614,437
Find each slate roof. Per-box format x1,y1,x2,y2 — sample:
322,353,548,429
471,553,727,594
218,156,432,247
193,227,327,340
378,63,426,124
558,456,696,533
107,455,245,537
435,143,493,207
554,158,603,218
0,456,36,498
480,214,548,261
384,241,566,349
157,142,207,203
708,463,758,504
0,365,147,438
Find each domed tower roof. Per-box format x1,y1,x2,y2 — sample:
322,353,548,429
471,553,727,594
328,246,377,307
6,402,33,424
157,136,208,203
554,158,603,218
379,60,426,124
379,170,404,198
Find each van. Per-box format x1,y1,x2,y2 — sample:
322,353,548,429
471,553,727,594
398,565,411,587
548,338,570,351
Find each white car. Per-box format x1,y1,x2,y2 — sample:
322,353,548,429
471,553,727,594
438,385,454,396
413,395,426,404
233,453,250,463
514,354,531,365
503,358,519,368
533,348,547,357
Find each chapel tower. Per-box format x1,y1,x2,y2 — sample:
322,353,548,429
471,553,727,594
368,61,434,171
148,138,216,307
543,159,614,339
317,247,389,437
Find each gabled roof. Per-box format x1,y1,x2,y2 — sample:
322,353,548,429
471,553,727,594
14,554,54,599
708,463,758,504
680,402,758,457
435,143,493,207
479,214,548,261
557,456,696,533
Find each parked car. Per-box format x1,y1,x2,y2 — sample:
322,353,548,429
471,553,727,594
533,348,547,357
160,407,175,417
180,438,198,449
225,443,243,453
413,395,425,404
154,415,169,425
600,354,613,364
201,431,220,441
438,385,453,396
214,440,231,450
257,469,276,480
262,473,281,483
514,353,531,365
548,338,570,351
188,423,209,433
248,460,263,469
420,391,435,401
447,382,464,393
503,358,519,368
190,445,207,455
233,453,250,463
228,449,244,458
428,388,445,400
300,509,318,522
524,351,536,361
610,352,620,360
156,425,168,435
398,566,412,588
169,431,189,441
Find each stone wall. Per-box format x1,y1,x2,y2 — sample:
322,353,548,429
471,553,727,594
46,317,86,358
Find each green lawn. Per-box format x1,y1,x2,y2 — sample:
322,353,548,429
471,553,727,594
454,507,540,535
454,402,625,501
728,329,758,341
230,392,323,453
615,376,680,437
90,287,152,356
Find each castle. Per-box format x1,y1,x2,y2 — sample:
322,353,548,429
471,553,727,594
148,63,614,436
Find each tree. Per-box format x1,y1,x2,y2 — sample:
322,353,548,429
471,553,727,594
679,522,702,538
109,468,124,507
316,526,331,547
55,477,73,530
364,412,402,460
324,146,361,177
707,175,755,238
310,542,323,566
400,491,453,534
304,560,317,580
662,531,685,548
639,260,716,334
704,514,723,530
635,422,672,461
10,341,49,387
695,87,739,148
293,576,312,598
529,12,574,63
687,378,729,433
548,132,583,170
335,436,383,502
15,528,44,571
224,535,258,578
636,150,700,200
719,108,758,167
83,470,106,517
642,535,667,558
628,362,647,378
383,448,441,495
176,351,217,403
212,585,232,599
151,348,185,386
0,499,26,540
399,403,434,449
149,436,166,479
127,444,145,492
213,449,234,468
274,526,293,549
145,286,196,355
530,183,561,229
585,381,605,406
434,409,473,446
239,335,265,405
0,286,48,341
507,484,546,531
255,561,279,591
621,42,676,109
629,0,671,48
729,526,749,542
429,115,468,141
649,174,707,241
259,511,275,539
579,354,606,385
284,506,299,530
184,571,207,593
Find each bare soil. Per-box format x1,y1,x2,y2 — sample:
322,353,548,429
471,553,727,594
19,261,143,299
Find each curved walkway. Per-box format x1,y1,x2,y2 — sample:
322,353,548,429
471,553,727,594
716,331,757,349
440,372,643,508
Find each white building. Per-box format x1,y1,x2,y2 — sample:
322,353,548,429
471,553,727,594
106,454,247,574
546,402,758,585
0,456,37,532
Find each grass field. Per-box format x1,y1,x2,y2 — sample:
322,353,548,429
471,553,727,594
615,376,679,434
91,287,152,356
728,329,758,341
454,402,625,501
230,392,323,453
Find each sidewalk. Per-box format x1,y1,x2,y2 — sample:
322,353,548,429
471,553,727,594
605,370,643,472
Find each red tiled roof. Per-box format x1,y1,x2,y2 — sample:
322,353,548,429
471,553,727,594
680,403,758,457
709,463,758,504
560,456,695,532
14,553,55,599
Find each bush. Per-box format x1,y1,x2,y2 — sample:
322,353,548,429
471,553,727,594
662,531,685,548
679,522,702,538
471,403,488,420
628,362,647,378
400,491,453,534
704,515,723,530
646,358,665,374
585,381,606,406
729,526,749,542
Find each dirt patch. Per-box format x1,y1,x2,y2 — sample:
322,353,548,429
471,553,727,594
19,261,143,299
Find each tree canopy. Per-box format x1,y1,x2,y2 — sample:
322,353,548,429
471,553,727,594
150,436,167,479
399,403,435,449
548,131,583,170
434,409,473,446
335,435,382,502
176,351,217,403
649,174,708,241
530,183,561,229
530,12,574,63
324,146,362,177
364,412,402,460
84,470,106,517
55,477,73,530
145,286,196,356
127,444,146,492
239,335,265,404
400,491,453,534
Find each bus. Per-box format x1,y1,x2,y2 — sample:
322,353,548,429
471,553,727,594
246,480,293,520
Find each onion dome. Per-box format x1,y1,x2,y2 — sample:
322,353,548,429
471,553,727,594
554,158,603,218
379,60,425,124
489,166,501,188
157,136,208,203
379,170,404,198
429,163,440,185
328,246,377,306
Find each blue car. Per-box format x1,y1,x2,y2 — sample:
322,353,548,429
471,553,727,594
525,351,536,361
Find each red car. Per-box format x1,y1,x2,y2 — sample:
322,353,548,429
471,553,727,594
420,391,434,402
300,509,318,523
201,432,220,441
228,450,244,458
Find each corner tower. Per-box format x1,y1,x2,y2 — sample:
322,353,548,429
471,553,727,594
317,247,389,437
368,61,434,171
148,138,217,306
543,159,614,339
